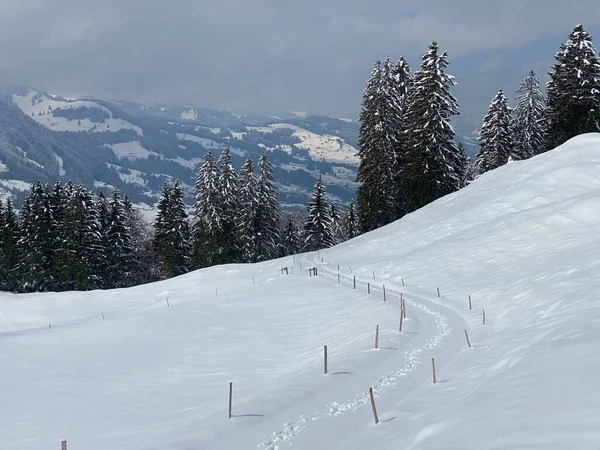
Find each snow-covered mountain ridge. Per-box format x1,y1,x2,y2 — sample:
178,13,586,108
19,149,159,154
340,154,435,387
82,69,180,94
0,86,362,209
2,133,599,449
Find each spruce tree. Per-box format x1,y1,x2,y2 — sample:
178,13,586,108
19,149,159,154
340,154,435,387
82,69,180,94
192,152,221,268
329,202,342,245
475,89,513,174
356,59,398,232
215,148,240,264
153,181,172,277
512,71,546,158
280,214,301,257
342,201,360,241
254,150,281,262
400,42,462,213
238,156,259,262
304,176,335,251
545,24,600,149
1,199,19,291
106,190,135,287
457,143,475,187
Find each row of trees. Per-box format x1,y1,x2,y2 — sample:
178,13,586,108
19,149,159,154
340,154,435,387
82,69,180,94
476,25,600,173
0,182,154,292
357,24,600,235
356,43,471,234
151,149,360,278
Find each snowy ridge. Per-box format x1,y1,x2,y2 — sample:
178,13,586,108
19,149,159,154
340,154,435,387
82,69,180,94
12,90,143,135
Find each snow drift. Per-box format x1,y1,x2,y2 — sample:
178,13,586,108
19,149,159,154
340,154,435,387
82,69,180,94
2,133,600,449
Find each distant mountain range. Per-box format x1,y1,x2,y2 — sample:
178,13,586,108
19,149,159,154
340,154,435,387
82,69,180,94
0,85,480,216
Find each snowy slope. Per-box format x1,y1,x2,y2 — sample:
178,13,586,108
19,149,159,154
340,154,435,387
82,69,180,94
12,91,143,135
247,123,359,165
4,134,600,449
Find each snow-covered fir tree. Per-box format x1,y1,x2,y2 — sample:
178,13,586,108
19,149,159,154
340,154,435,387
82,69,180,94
18,183,56,291
356,59,399,232
153,181,172,276
512,71,546,159
61,184,104,290
304,176,335,251
329,202,342,245
254,150,281,262
342,201,360,241
105,190,136,287
475,89,513,174
400,42,463,212
545,24,600,150
280,213,301,257
215,148,241,264
0,199,19,291
192,151,221,268
457,143,475,187
164,180,191,276
238,155,259,262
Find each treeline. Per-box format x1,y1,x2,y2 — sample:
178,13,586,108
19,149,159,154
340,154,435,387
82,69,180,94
357,24,600,234
0,149,358,292
0,182,155,292
151,148,359,278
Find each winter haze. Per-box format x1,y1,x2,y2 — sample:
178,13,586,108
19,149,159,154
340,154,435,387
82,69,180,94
0,1,598,119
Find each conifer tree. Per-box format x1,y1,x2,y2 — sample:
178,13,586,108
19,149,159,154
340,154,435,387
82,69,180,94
512,71,546,158
457,143,475,187
106,190,135,287
192,152,221,268
400,42,462,213
1,199,19,291
238,156,259,262
329,202,342,245
545,24,600,149
475,89,513,174
254,150,281,262
356,59,398,232
164,180,191,276
304,176,335,251
61,184,104,290
215,148,240,264
342,201,360,241
152,181,172,276
280,213,300,257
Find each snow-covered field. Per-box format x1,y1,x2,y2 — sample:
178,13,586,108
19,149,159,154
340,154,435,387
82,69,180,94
247,123,359,165
3,133,600,449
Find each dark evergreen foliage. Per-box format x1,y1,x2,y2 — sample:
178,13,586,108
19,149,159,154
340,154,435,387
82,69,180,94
399,42,463,213
512,71,546,159
475,89,513,174
304,176,335,251
545,24,600,150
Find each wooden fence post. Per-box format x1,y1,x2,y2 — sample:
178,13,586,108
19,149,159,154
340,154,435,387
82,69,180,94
324,345,328,375
432,358,437,384
403,299,406,319
483,309,486,325
228,382,233,419
369,388,379,424
374,325,379,349
337,264,340,271
373,270,376,280
61,440,67,450
338,273,340,284
353,275,356,289
368,282,371,294
399,306,404,332
383,285,386,302
464,330,471,348
402,278,405,287
469,295,472,310
350,266,352,273
166,299,169,307
437,287,440,298
49,324,51,330
102,313,104,319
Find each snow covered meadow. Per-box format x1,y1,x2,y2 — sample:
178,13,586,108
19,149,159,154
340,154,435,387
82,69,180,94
3,133,600,449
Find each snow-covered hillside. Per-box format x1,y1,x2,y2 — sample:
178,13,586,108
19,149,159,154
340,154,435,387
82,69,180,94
246,123,359,165
12,90,143,135
4,133,599,450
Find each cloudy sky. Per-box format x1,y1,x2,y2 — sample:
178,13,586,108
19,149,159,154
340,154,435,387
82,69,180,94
0,1,598,123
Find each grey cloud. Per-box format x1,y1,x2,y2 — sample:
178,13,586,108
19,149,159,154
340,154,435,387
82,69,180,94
0,1,598,118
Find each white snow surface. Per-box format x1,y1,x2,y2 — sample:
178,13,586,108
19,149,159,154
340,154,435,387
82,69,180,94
107,141,157,160
248,123,359,165
0,179,31,192
180,108,198,121
4,134,600,449
176,132,221,149
13,91,143,135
